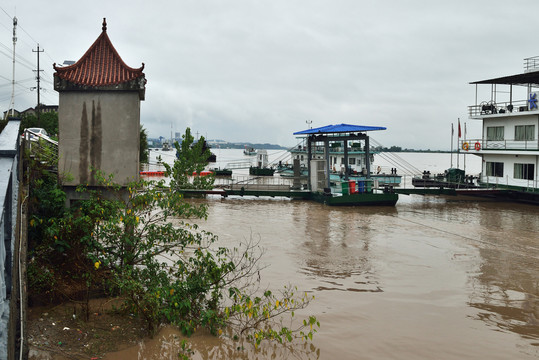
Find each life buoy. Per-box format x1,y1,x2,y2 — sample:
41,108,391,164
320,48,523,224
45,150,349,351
462,142,469,151
474,142,481,151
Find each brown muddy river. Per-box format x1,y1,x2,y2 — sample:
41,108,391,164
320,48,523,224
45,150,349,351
106,193,539,359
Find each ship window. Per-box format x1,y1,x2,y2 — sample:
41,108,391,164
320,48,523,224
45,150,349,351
341,157,344,164
349,158,356,165
300,155,304,161
515,125,535,141
486,161,504,177
486,126,504,140
514,163,535,180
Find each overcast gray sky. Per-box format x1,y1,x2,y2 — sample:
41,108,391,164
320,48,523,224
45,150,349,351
0,0,536,149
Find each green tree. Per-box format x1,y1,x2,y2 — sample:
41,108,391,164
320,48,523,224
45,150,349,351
139,125,149,164
161,127,214,190
26,127,320,347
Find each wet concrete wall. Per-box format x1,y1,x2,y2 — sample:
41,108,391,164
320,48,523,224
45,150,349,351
0,120,20,360
58,91,140,187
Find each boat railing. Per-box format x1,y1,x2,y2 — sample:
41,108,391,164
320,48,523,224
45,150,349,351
459,139,539,151
225,160,253,169
524,56,539,72
214,174,298,190
468,100,530,117
411,171,479,188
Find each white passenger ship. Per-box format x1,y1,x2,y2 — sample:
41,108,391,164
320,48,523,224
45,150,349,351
466,56,539,191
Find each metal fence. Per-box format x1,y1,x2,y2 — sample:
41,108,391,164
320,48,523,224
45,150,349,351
0,119,20,360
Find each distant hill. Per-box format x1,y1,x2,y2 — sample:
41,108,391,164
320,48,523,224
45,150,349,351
147,138,288,150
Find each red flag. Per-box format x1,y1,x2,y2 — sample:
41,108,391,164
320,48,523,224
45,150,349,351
458,119,462,138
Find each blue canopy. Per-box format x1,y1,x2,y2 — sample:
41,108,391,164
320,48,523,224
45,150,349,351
293,123,386,135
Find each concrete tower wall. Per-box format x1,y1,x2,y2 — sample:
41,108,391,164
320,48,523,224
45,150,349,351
58,91,140,186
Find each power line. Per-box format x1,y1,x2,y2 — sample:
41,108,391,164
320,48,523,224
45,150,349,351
0,40,35,69
0,6,12,20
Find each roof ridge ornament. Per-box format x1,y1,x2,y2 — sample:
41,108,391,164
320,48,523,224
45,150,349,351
102,18,107,32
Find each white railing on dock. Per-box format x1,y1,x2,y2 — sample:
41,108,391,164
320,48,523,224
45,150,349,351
225,161,253,169
214,174,295,188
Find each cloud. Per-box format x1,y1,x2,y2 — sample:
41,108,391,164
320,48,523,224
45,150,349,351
0,0,535,149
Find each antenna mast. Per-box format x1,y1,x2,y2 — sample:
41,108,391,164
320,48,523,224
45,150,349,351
9,17,18,117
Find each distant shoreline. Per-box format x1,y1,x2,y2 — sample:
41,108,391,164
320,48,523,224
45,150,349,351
148,138,458,152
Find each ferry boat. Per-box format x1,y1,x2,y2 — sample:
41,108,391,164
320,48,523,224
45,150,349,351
243,146,257,156
466,56,539,198
281,138,401,185
161,141,172,151
249,149,275,176
292,124,398,206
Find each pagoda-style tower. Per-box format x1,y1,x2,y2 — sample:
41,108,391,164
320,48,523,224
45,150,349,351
54,18,146,196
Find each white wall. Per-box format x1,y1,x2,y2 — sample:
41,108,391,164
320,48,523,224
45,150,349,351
481,153,538,188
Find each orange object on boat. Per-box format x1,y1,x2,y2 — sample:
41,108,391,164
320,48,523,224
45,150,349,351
192,171,213,176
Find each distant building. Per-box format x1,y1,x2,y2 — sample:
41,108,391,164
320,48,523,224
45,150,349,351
3,105,58,120
20,104,59,117
2,109,21,119
53,18,146,198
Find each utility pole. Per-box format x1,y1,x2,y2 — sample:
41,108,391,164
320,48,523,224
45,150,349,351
450,123,454,168
8,17,17,118
32,44,44,126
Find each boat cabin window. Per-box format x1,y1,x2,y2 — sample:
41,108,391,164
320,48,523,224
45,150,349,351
486,126,504,141
515,125,535,141
486,161,504,177
349,158,356,165
514,163,535,180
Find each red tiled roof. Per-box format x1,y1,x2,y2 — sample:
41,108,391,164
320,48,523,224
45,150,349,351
54,19,144,87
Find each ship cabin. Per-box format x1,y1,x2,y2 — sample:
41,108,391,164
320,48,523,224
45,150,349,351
467,56,539,191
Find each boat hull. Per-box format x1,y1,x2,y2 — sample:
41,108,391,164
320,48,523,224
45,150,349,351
211,168,232,177
249,167,275,176
310,192,398,206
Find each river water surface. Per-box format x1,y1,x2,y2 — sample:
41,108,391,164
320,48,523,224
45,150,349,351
107,151,538,359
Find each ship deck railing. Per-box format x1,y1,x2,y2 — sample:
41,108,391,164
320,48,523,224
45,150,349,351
468,99,530,117
458,139,539,152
